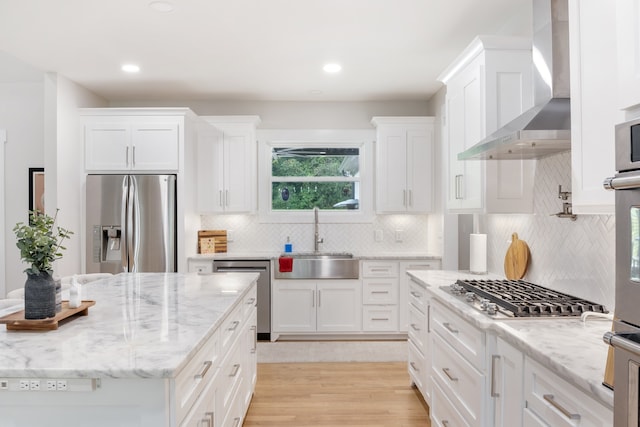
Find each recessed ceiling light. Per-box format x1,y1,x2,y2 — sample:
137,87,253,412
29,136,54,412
148,1,174,12
323,63,342,73
121,64,140,73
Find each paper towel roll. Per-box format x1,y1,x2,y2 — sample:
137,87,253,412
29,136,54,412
470,233,487,274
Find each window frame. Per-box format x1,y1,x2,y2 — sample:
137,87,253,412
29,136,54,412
258,129,374,224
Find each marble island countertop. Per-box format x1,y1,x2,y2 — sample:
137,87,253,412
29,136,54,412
0,272,257,379
407,269,614,408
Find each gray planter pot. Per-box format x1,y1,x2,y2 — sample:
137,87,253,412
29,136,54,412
24,271,56,319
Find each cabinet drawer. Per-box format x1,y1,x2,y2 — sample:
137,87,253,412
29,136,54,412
242,286,257,320
432,380,471,427
432,332,484,426
408,278,428,314
220,303,243,355
174,328,220,423
217,340,244,423
408,305,427,354
362,305,398,331
362,278,398,304
408,340,426,394
431,301,485,370
524,357,612,427
362,261,399,277
179,374,216,427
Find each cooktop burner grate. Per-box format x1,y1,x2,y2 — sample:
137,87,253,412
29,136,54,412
455,279,608,317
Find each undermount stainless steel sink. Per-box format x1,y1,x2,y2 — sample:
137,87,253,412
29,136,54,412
275,252,359,279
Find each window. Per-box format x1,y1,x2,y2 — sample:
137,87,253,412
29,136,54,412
271,147,360,211
258,129,374,223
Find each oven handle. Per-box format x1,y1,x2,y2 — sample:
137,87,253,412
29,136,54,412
604,331,640,357
603,174,640,190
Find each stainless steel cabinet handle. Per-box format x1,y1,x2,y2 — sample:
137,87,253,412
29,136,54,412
251,326,257,353
194,360,213,380
372,317,389,321
229,363,240,377
318,290,321,307
125,146,129,166
232,417,241,427
246,297,256,305
442,420,450,427
371,268,391,272
409,361,419,372
132,146,136,166
410,323,420,332
371,291,390,294
491,355,500,397
543,394,580,420
442,367,458,382
225,189,229,207
443,322,459,334
410,291,422,298
228,320,240,331
408,189,413,207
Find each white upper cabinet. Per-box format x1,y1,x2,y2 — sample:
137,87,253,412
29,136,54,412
439,36,537,213
568,0,621,214
83,114,181,172
197,116,261,213
372,117,435,214
616,0,640,114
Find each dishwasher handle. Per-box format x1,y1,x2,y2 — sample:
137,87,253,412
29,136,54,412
215,267,268,273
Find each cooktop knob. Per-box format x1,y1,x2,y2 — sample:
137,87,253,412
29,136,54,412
487,303,498,315
480,299,490,310
465,292,476,302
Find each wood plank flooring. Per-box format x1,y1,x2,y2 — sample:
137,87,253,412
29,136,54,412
243,362,430,426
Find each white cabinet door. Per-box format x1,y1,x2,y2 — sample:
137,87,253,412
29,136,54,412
85,121,180,172
373,117,435,214
223,133,255,212
493,337,524,427
198,117,259,213
616,0,640,112
406,128,434,212
130,122,179,171
85,122,130,171
441,36,535,213
569,0,619,214
317,280,362,332
272,281,316,332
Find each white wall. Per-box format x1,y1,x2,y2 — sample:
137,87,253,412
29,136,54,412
1,80,45,296
44,73,108,282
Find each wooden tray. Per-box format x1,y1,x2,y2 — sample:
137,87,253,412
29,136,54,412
0,300,96,331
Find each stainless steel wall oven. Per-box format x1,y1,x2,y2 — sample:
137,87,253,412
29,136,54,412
604,116,640,426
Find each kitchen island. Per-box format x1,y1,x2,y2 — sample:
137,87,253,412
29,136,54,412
0,272,258,427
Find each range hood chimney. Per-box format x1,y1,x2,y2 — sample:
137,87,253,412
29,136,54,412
458,0,571,161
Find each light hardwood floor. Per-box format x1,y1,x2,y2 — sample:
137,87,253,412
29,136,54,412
243,362,430,426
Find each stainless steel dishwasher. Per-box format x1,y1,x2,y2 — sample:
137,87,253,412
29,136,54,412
213,259,271,341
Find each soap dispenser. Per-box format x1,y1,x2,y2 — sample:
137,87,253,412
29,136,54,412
284,236,293,253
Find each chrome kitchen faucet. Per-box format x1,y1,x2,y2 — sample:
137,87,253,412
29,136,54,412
314,206,323,252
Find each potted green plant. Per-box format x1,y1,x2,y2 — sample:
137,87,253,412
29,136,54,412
13,210,73,319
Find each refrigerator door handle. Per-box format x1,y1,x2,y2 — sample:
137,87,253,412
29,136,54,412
129,176,140,272
121,176,130,272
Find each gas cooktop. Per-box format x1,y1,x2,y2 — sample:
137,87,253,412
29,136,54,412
443,279,609,319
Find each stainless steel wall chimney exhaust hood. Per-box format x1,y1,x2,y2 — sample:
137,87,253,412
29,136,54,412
458,0,571,161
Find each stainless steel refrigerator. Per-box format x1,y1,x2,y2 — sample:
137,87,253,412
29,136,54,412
86,174,177,274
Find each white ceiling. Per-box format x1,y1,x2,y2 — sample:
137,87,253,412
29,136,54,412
0,0,532,102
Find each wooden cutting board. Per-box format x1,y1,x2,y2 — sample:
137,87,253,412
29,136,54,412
504,232,530,279
198,230,227,254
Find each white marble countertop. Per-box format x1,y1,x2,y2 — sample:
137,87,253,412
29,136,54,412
407,270,614,408
190,252,441,261
0,272,257,379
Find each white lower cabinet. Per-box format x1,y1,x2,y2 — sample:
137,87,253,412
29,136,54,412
492,337,524,427
523,356,612,427
272,280,362,334
407,276,431,404
432,380,471,427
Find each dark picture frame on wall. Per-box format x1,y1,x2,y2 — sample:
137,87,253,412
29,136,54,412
29,167,45,215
